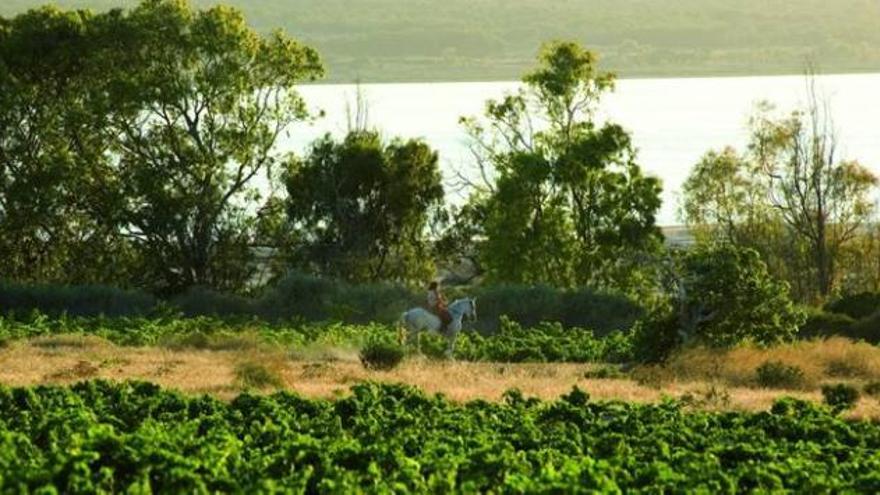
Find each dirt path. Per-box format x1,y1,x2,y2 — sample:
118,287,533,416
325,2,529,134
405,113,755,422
2,335,879,419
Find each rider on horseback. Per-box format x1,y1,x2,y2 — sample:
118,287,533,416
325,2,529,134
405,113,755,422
427,281,453,332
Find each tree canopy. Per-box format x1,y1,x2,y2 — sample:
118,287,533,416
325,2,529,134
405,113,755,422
284,131,444,284
456,41,662,294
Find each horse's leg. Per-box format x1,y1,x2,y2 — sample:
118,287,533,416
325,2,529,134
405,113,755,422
445,326,459,360
416,330,423,355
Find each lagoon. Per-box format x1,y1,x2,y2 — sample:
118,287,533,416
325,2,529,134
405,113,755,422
286,73,880,225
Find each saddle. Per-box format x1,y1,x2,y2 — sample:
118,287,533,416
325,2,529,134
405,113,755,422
429,305,453,329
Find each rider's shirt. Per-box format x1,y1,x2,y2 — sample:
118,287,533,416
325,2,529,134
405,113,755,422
427,290,445,309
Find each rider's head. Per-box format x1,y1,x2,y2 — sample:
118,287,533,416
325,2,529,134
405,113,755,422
428,281,439,291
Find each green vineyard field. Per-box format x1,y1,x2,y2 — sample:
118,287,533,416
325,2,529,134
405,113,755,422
2,381,880,493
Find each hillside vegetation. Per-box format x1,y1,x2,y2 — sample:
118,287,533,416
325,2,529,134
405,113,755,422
3,0,879,82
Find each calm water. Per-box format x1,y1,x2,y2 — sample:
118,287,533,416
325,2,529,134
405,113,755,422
286,73,880,225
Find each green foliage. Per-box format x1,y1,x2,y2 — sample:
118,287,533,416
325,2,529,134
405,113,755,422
257,271,418,324
170,286,255,318
821,383,860,413
633,245,804,362
2,381,880,491
359,339,405,371
631,310,682,364
583,365,626,380
826,292,880,320
678,244,804,348
284,131,444,284
847,312,880,344
0,282,156,317
450,317,634,363
798,309,856,339
470,284,642,334
755,361,807,390
0,1,323,295
459,41,663,295
0,6,135,284
113,0,323,294
0,276,642,333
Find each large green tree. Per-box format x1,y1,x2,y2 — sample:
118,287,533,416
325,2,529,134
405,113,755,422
456,41,663,293
0,7,133,284
110,0,322,294
284,131,444,284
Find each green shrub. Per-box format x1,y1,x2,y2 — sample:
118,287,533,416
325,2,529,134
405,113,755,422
257,272,416,323
826,292,880,320
584,365,626,380
755,361,806,389
798,309,856,339
0,282,156,317
679,245,804,348
848,311,880,344
822,384,860,413
360,340,405,371
471,284,642,335
171,286,254,317
631,310,682,364
234,362,284,389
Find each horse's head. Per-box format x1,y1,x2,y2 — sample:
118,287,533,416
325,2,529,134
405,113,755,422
448,298,478,328
467,297,478,323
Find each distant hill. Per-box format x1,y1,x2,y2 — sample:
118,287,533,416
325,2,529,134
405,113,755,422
3,0,880,83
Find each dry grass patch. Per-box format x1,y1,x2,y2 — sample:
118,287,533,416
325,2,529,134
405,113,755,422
45,360,100,381
31,335,109,352
4,337,880,418
656,337,880,390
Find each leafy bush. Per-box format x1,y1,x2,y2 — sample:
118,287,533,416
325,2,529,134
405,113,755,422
360,340,406,370
680,245,804,348
631,310,682,363
798,309,856,339
0,282,156,317
848,311,880,344
755,361,806,389
826,292,880,320
822,384,860,413
471,284,642,334
584,365,626,380
171,286,255,317
0,275,645,334
452,317,634,363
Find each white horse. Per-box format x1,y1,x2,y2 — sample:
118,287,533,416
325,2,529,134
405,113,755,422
400,298,477,358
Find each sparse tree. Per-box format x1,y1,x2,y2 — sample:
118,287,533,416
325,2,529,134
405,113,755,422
750,87,877,299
